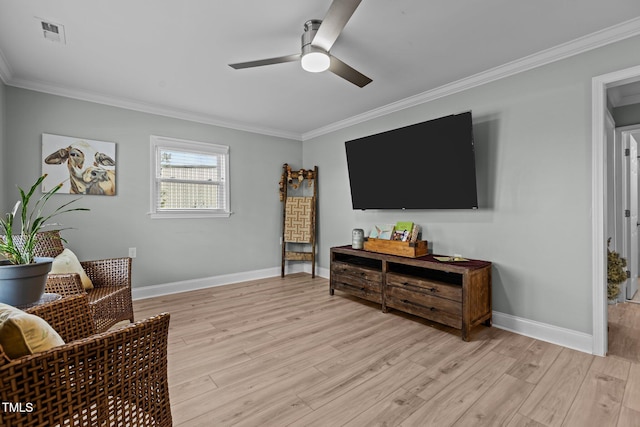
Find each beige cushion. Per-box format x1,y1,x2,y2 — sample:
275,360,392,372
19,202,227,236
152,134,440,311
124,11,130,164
51,248,93,290
0,303,65,359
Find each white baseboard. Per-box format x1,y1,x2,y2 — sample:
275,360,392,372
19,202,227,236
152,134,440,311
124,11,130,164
132,267,593,355
132,264,307,300
317,266,330,279
492,311,593,354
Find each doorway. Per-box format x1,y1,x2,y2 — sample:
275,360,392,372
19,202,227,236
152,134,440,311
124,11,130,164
620,127,640,302
592,64,640,356
607,125,640,362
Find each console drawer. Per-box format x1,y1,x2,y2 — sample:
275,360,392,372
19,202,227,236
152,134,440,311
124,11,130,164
332,281,381,304
331,271,382,304
386,272,462,302
386,284,462,329
331,261,382,283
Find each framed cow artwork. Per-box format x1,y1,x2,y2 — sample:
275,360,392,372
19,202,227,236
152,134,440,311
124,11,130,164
41,133,117,196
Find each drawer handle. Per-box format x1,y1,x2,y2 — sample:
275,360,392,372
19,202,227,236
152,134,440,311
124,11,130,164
401,299,437,312
401,282,437,294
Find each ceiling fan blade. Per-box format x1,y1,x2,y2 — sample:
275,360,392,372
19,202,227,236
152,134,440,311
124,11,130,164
229,54,301,69
329,55,372,88
312,0,362,52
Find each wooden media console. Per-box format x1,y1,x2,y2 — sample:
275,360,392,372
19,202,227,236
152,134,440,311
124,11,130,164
330,245,492,341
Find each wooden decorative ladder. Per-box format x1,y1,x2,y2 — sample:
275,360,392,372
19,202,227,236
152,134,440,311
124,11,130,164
279,163,318,278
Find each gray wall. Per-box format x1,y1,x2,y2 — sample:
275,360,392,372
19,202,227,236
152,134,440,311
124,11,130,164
0,79,6,211
4,87,302,287
304,35,640,335
613,103,640,127
3,33,640,336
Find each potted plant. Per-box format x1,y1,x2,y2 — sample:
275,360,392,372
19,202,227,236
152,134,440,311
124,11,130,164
0,174,88,306
607,238,627,304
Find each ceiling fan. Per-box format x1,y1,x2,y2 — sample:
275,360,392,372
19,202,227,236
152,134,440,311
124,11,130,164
228,0,372,88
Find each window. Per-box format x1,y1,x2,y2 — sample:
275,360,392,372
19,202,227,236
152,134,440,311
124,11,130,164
150,135,230,218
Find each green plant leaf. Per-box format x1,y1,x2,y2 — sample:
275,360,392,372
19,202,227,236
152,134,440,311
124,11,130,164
0,174,89,265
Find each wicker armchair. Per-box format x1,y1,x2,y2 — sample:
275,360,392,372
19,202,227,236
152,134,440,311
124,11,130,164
17,230,134,333
0,295,172,427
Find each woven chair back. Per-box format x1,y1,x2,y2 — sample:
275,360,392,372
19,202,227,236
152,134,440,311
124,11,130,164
11,230,65,258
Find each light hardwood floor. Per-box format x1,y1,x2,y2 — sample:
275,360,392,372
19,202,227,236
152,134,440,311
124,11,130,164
609,301,640,364
134,273,640,427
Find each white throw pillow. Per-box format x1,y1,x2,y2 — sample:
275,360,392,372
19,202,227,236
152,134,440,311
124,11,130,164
0,303,65,359
51,248,94,290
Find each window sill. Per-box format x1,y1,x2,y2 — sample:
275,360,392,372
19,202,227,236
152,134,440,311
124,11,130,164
148,211,232,219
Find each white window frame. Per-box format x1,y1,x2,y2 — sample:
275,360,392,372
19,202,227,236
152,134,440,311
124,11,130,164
149,135,230,219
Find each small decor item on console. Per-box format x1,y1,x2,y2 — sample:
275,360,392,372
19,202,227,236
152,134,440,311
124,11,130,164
434,255,469,262
369,224,395,240
363,238,428,258
352,229,364,249
409,224,421,242
392,221,414,241
364,222,426,257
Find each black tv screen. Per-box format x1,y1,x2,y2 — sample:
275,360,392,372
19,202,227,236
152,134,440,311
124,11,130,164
345,111,478,209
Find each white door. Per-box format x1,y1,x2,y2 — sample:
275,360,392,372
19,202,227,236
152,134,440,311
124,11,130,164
628,134,639,300
607,113,618,250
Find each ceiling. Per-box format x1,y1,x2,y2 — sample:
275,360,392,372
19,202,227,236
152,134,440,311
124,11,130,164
609,80,640,107
1,1,640,140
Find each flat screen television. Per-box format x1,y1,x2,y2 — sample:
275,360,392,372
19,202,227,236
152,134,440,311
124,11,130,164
345,111,478,209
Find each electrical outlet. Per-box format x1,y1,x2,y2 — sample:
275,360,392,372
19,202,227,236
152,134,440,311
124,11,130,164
129,247,137,258
279,236,283,245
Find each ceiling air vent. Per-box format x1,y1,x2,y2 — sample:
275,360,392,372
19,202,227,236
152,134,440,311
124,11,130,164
39,19,66,44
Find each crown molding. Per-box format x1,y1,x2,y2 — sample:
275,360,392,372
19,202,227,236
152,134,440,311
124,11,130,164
302,15,640,141
5,76,302,141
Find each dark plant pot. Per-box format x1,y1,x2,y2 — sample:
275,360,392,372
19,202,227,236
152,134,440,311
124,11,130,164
0,257,53,306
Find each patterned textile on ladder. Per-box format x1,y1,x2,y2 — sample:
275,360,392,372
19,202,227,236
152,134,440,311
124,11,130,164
284,197,314,243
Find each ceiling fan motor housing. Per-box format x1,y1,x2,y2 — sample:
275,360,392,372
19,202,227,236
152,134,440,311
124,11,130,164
301,19,330,72
301,20,323,51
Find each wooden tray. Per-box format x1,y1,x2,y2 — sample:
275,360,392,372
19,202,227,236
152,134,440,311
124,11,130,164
363,238,428,258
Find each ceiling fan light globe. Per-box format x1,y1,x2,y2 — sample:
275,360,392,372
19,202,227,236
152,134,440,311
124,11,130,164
301,51,330,73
